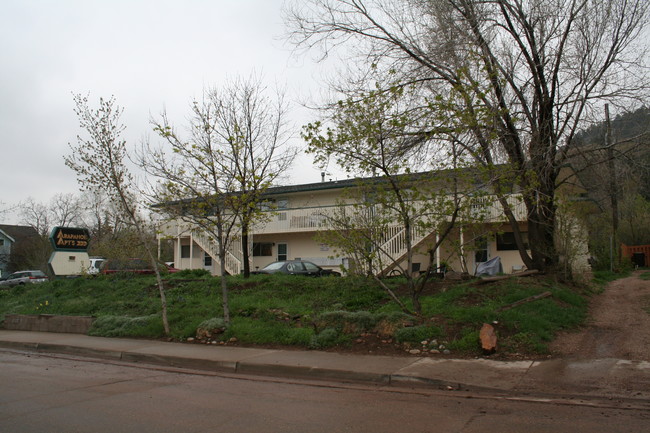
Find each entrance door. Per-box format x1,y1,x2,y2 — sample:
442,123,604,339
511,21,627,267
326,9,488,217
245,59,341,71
277,243,288,261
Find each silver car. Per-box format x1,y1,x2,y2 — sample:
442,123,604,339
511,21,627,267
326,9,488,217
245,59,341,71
0,270,49,288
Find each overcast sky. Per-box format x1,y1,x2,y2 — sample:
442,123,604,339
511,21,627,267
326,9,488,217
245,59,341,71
1,0,339,224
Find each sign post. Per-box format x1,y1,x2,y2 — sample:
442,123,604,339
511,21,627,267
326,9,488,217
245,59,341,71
48,227,91,276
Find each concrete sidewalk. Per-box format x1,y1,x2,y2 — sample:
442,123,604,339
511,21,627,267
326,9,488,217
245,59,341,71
1,330,649,402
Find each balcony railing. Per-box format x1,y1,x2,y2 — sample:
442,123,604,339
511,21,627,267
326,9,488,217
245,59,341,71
158,194,528,238
251,195,527,234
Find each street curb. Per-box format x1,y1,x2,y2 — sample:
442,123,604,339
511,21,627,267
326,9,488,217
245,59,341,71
36,343,124,361
3,336,650,404
121,352,239,373
0,340,408,387
237,361,392,384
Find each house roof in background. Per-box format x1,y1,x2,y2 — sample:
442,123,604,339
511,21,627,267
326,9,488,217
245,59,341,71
0,225,38,242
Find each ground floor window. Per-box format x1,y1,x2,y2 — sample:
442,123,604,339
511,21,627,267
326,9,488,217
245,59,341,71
252,242,273,257
474,236,488,263
204,252,212,267
181,245,191,258
497,232,528,251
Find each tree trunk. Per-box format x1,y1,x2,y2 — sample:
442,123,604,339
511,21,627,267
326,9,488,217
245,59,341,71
151,260,170,336
523,173,558,273
241,230,250,278
219,253,231,325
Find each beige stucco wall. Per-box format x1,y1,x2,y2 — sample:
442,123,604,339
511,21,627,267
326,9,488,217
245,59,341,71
249,232,343,272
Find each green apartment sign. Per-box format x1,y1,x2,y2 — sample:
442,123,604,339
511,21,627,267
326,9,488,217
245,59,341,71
50,226,90,252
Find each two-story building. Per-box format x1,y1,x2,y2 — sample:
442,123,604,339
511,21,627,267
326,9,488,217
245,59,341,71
157,167,591,279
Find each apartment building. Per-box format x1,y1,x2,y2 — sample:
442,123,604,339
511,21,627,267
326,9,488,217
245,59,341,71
161,164,593,278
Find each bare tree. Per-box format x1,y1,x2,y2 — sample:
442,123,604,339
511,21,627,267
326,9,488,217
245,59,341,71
65,94,171,336
205,75,297,278
20,198,51,237
143,95,239,325
285,0,650,273
49,193,83,228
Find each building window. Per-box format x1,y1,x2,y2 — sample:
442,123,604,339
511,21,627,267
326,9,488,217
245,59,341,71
496,232,528,251
181,245,191,258
0,239,4,246
204,252,212,267
474,236,488,263
252,242,273,257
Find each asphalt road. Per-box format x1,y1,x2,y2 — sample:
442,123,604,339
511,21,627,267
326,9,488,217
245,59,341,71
1,350,648,433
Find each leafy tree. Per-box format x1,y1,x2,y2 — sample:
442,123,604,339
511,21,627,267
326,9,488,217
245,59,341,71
570,106,650,267
304,84,482,314
286,0,650,273
65,94,171,336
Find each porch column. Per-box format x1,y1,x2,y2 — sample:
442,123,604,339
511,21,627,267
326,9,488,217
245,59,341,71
460,226,465,273
189,231,194,270
435,233,440,269
177,221,182,269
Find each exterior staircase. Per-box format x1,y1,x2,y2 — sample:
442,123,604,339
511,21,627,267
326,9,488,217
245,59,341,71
191,230,243,275
374,223,431,276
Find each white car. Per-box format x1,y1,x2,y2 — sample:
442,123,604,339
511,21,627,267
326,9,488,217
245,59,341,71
0,270,49,288
87,257,106,275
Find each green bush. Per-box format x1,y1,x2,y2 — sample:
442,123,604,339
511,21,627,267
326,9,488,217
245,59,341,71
447,329,480,351
197,317,227,330
309,328,341,349
395,325,443,343
172,269,212,278
89,315,160,337
316,310,376,334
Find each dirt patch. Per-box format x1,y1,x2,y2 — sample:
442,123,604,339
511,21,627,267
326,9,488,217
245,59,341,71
550,271,650,361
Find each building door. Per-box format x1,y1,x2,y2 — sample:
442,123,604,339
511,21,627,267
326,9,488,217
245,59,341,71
474,236,489,270
277,243,288,261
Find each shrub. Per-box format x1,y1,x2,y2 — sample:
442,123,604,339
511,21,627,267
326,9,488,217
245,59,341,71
373,311,415,337
172,269,212,278
395,325,443,343
315,310,375,334
447,329,480,351
195,317,227,340
309,328,341,349
89,315,160,337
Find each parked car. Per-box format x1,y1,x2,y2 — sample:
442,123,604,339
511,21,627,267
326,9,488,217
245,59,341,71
0,270,49,288
100,258,180,275
252,260,341,277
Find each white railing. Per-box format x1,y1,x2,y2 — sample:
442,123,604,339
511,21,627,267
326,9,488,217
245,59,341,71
374,224,431,276
158,194,528,238
157,193,529,276
251,195,527,234
191,230,243,276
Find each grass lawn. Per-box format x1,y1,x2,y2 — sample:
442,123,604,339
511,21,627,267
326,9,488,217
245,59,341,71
0,269,597,358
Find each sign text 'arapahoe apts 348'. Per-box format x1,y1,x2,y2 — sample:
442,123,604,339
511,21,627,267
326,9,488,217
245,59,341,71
48,227,91,276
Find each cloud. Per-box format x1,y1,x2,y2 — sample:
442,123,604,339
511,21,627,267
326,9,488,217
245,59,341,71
0,0,334,223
